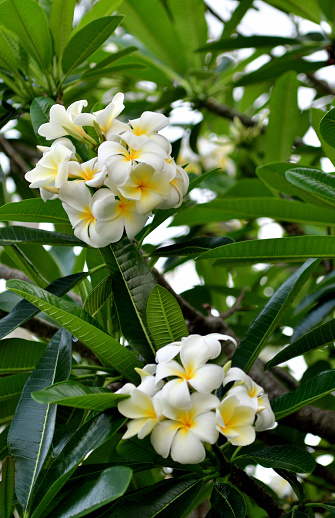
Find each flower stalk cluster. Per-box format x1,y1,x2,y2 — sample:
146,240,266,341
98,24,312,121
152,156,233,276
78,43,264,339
117,334,276,465
25,93,189,247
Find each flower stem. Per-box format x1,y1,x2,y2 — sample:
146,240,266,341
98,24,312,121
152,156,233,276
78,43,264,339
230,446,242,462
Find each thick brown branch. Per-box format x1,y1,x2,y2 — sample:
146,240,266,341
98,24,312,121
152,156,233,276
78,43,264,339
0,264,30,282
0,135,30,175
203,97,257,127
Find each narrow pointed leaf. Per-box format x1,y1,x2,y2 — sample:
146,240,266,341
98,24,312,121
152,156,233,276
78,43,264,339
7,279,142,382
171,197,335,227
0,226,84,246
210,482,246,518
62,16,123,75
33,380,128,411
89,46,138,72
31,410,126,518
265,316,335,369
146,285,188,349
48,466,132,518
197,236,335,265
49,0,76,58
8,329,72,511
151,237,235,257
0,456,15,518
0,338,46,373
198,35,298,52
315,503,335,514
231,259,319,372
286,167,335,207
83,276,112,319
75,0,123,31
237,445,315,473
0,272,87,340
272,370,335,419
100,238,157,362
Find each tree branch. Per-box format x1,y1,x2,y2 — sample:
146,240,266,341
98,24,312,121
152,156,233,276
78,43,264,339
203,97,257,128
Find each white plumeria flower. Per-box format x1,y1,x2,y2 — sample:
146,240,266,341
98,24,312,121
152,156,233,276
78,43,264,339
59,182,111,248
254,394,276,432
68,157,107,187
157,165,189,209
126,111,171,153
116,163,171,214
25,140,75,189
216,393,257,446
38,100,93,142
74,92,128,140
89,187,149,243
99,132,167,187
118,388,162,440
150,392,219,465
155,334,233,409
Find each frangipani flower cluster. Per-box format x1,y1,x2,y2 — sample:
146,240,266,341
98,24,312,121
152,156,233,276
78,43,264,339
25,93,189,248
117,334,276,465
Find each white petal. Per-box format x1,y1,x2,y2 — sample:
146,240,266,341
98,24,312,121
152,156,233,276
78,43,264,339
190,392,220,414
124,210,148,238
73,113,96,126
155,344,181,363
189,364,224,393
191,412,219,444
170,429,205,464
150,420,180,458
161,379,191,409
229,425,256,446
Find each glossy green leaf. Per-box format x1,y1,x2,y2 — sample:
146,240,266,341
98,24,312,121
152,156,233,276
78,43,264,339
264,71,299,162
146,285,188,349
171,197,335,228
231,259,318,372
265,316,335,369
272,370,335,419
80,62,145,81
0,372,30,402
0,0,52,67
291,298,335,342
62,16,123,75
75,0,123,31
49,466,132,518
198,35,298,52
49,0,76,57
0,26,18,72
31,410,126,518
5,244,48,288
33,380,128,411
167,0,207,69
0,456,15,518
187,168,221,193
274,469,304,507
0,338,46,373
237,445,315,473
266,0,321,23
7,279,142,382
314,502,335,515
311,107,335,167
197,236,335,265
8,329,72,512
320,106,335,149
100,238,157,362
105,477,203,518
30,97,56,144
210,482,246,518
119,0,187,75
83,276,112,319
0,226,83,247
286,167,335,207
151,237,235,257
87,46,138,72
0,272,87,340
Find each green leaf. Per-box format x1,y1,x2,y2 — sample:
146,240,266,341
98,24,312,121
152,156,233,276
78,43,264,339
171,198,335,228
196,236,335,265
6,279,142,382
31,410,126,518
0,272,87,340
231,259,318,372
0,456,15,518
0,226,84,247
0,0,52,68
0,26,18,73
83,275,112,319
5,244,48,288
285,167,335,207
74,0,123,31
187,168,221,193
314,502,335,515
264,71,299,162
199,35,298,52
8,329,72,512
266,0,321,23
104,477,203,518
311,107,335,167
146,285,188,349
87,46,138,72
265,316,335,369
100,238,157,362
210,482,246,518
237,445,315,473
272,370,335,419
49,0,76,58
62,16,123,75
0,338,46,373
119,0,187,75
320,107,335,149
30,97,56,145
0,372,30,402
33,380,128,411
151,237,235,257
80,62,145,81
49,466,132,518
167,0,207,69
274,469,304,507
